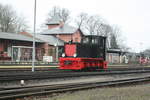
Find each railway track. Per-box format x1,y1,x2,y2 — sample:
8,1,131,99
0,67,57,72
0,65,148,72
0,75,150,100
0,68,150,81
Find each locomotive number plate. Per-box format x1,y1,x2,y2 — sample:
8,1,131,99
64,61,72,65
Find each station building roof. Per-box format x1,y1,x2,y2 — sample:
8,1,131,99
107,48,122,53
46,15,61,25
0,32,64,46
40,24,77,35
0,32,43,42
35,34,64,46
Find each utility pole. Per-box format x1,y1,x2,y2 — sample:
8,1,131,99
32,0,36,72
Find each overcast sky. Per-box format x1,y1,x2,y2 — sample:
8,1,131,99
1,0,150,52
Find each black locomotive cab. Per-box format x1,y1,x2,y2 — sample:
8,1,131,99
80,35,106,59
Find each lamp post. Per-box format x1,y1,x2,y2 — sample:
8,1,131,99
54,43,58,62
32,0,37,72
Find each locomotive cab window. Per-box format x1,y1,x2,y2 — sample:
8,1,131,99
82,36,105,45
92,38,98,44
82,37,89,44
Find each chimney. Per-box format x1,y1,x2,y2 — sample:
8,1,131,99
59,21,64,28
20,31,33,37
47,24,60,29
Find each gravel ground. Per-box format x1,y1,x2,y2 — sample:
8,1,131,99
0,75,112,88
22,83,150,100
1,73,150,88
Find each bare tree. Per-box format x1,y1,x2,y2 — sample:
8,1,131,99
0,4,15,32
47,6,70,23
109,25,122,49
75,13,111,36
85,15,100,35
76,13,129,51
76,13,88,29
110,33,119,49
14,16,29,32
0,4,28,33
109,25,130,51
99,24,112,36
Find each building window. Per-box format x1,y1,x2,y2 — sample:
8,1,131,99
48,48,53,56
4,45,7,52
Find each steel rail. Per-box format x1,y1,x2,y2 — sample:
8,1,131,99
0,69,150,81
0,66,149,72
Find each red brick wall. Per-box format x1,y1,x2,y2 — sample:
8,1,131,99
55,30,82,43
57,34,72,42
0,43,3,52
48,45,56,61
72,30,82,42
37,43,57,61
47,22,64,29
43,43,49,56
48,24,59,29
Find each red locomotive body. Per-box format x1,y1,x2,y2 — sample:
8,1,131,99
59,35,107,70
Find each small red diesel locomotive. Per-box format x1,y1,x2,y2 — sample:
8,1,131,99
59,35,107,70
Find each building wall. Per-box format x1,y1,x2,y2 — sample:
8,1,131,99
48,45,57,62
36,43,57,62
53,30,82,43
56,34,72,42
106,53,129,64
47,21,64,29
0,41,4,52
72,30,82,42
47,24,59,29
106,53,121,64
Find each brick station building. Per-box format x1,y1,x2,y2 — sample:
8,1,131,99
0,32,43,61
0,32,64,62
0,15,83,62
